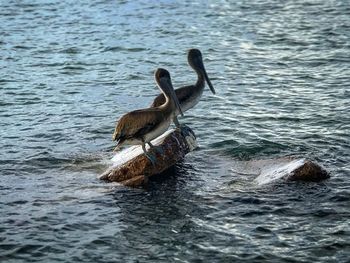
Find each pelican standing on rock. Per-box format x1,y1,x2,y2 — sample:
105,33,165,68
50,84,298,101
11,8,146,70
151,49,215,127
112,68,184,164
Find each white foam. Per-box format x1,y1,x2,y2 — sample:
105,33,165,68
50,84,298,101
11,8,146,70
254,158,306,185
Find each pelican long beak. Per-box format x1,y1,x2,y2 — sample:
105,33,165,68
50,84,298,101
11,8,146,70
173,93,184,117
168,80,184,117
200,63,215,94
203,68,215,94
199,60,215,94
160,77,184,117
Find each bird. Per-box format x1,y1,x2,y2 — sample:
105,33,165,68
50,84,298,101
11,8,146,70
112,68,184,165
150,49,215,128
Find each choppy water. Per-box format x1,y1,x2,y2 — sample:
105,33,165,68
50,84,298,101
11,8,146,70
1,0,349,262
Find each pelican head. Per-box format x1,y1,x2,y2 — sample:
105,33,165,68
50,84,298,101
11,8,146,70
187,49,215,94
155,68,184,117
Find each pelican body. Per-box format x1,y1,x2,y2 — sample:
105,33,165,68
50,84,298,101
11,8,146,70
151,49,215,120
112,68,183,162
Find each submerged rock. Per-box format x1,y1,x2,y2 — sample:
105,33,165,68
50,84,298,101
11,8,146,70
253,157,330,185
286,160,329,182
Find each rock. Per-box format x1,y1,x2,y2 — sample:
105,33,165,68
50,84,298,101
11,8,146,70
286,160,329,182
99,126,197,186
252,157,330,185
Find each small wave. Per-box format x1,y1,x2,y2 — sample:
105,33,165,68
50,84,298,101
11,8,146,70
12,45,33,50
126,73,144,80
61,65,85,71
102,46,148,52
0,79,18,83
59,47,80,54
64,152,112,172
0,243,44,259
25,155,72,169
30,62,64,67
0,101,14,106
210,139,288,160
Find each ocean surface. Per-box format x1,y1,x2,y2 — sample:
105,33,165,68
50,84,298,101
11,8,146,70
1,0,349,262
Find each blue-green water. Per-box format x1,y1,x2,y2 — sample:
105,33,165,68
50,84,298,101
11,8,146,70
1,0,349,262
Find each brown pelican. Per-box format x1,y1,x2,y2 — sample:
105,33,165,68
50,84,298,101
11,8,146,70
112,68,183,164
151,49,215,127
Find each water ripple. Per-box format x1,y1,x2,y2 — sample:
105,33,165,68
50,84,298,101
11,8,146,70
0,0,349,262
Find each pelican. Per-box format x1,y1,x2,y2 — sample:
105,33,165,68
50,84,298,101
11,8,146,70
151,49,215,127
112,68,184,164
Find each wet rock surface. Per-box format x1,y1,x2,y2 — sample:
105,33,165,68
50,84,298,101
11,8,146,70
99,126,197,186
